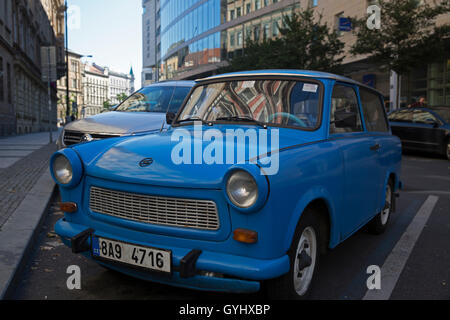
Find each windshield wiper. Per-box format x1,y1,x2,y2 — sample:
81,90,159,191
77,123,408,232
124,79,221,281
215,116,268,129
176,117,213,126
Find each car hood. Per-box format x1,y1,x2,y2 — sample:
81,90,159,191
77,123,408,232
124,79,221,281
75,125,324,189
64,111,167,135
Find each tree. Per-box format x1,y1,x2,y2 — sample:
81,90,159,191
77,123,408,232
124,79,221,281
116,93,128,103
103,99,112,109
222,8,346,73
351,0,450,106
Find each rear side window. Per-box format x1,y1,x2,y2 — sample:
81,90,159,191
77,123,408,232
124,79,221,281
359,88,389,132
330,85,363,134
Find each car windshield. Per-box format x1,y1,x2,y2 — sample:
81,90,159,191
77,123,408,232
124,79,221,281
115,86,192,113
431,107,450,122
176,80,322,129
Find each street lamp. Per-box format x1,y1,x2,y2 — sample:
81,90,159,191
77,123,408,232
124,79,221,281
64,0,71,123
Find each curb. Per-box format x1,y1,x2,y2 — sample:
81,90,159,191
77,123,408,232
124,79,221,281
0,168,56,299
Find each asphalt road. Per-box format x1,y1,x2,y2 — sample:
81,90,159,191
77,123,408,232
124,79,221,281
11,152,450,300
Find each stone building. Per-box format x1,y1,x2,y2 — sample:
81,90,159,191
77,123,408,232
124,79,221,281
82,63,109,117
0,0,65,136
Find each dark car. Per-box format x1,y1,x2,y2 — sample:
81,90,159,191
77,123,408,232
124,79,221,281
57,81,195,149
388,107,450,160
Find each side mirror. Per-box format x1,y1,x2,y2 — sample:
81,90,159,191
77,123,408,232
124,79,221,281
166,112,176,125
333,110,357,128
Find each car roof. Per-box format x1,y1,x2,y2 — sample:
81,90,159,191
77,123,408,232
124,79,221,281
197,69,380,94
143,80,196,88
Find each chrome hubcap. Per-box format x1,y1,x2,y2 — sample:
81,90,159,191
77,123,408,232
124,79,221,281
381,184,392,225
293,227,317,296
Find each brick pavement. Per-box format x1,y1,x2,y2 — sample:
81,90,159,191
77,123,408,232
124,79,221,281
0,137,57,229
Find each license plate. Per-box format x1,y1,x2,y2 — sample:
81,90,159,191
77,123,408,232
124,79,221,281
92,236,172,274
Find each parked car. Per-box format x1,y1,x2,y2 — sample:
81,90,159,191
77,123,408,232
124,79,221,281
50,70,402,299
388,106,450,160
56,81,195,149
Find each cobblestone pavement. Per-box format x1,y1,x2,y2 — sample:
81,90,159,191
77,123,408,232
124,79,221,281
0,139,57,229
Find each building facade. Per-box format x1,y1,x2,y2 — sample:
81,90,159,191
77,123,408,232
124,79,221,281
142,0,160,86
81,63,134,117
0,0,65,136
82,63,109,117
145,0,450,109
108,68,134,105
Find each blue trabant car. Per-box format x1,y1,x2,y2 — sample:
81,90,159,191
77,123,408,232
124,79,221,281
50,70,402,299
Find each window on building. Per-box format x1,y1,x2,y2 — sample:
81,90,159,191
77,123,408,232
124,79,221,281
237,31,243,46
273,20,280,36
255,0,261,10
230,33,235,47
310,0,318,7
264,0,269,7
237,7,241,17
246,3,251,14
335,11,344,36
263,23,270,40
230,10,235,21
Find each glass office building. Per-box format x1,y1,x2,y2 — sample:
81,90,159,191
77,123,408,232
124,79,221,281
156,0,299,81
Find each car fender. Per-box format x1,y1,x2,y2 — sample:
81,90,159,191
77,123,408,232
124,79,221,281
283,186,340,253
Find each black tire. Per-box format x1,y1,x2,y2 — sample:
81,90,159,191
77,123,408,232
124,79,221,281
266,208,323,300
368,180,394,235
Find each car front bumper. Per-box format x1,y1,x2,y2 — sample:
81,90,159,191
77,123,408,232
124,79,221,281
55,218,290,294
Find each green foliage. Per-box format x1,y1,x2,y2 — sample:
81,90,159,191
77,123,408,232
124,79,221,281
351,0,450,75
221,8,346,73
116,93,128,103
103,100,112,109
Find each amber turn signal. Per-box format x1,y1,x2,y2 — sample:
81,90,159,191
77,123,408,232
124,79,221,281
59,202,78,213
233,229,258,244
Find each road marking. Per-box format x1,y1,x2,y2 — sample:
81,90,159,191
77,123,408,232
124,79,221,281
363,195,439,300
403,191,450,196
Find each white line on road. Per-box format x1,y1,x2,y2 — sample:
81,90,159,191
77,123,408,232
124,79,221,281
363,195,439,300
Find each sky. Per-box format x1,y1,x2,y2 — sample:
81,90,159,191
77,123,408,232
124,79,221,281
67,0,143,89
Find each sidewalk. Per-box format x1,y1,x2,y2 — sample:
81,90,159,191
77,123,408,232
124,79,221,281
0,130,59,299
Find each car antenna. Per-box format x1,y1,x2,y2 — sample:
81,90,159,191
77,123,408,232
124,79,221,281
160,82,178,133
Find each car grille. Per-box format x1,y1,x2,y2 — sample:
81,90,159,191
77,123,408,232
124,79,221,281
63,130,121,146
89,186,220,231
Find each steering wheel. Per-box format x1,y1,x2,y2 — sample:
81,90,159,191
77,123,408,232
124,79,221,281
268,112,306,127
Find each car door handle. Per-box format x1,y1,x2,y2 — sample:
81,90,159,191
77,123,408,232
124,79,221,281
370,144,381,151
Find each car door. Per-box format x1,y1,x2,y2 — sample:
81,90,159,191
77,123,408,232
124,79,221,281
410,109,444,153
329,83,380,238
388,109,415,150
358,87,391,214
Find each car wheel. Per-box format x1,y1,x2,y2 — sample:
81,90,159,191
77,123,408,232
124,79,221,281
368,181,393,235
266,208,322,299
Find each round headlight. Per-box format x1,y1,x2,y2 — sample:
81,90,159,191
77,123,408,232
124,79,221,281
52,154,73,185
226,170,258,208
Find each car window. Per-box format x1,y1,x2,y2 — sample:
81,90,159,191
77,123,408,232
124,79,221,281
359,88,389,132
115,86,174,113
413,110,438,124
329,84,363,134
167,87,192,114
388,110,413,122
